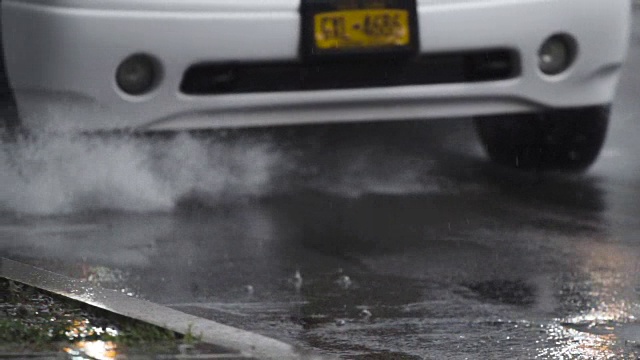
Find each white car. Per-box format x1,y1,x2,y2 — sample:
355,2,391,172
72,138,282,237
0,0,632,170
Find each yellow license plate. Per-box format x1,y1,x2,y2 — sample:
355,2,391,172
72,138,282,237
314,9,411,50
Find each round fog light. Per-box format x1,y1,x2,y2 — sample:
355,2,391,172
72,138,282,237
116,54,158,95
538,34,576,75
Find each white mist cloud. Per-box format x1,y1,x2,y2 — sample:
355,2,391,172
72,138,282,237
0,132,283,215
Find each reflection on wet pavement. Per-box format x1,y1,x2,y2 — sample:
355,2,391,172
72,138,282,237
64,340,118,360
3,149,640,358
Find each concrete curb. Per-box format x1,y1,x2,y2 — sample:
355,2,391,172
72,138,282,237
1,258,330,360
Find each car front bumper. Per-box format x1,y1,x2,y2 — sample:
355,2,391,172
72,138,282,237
1,0,632,131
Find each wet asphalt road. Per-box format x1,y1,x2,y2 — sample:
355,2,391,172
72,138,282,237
3,14,640,360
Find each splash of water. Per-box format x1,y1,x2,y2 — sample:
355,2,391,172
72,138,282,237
0,132,282,215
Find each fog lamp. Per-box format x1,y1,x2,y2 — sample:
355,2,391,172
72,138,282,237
538,34,576,75
116,54,158,95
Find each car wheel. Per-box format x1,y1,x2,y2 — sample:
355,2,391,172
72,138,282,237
474,105,610,171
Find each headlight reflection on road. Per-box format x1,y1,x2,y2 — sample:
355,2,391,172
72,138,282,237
63,319,120,360
537,238,639,359
64,340,118,360
538,324,617,359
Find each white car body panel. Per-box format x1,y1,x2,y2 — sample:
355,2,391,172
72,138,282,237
1,0,632,132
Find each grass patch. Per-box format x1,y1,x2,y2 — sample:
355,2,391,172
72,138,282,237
0,277,189,355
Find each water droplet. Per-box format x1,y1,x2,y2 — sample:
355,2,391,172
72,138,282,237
289,270,303,292
360,309,372,319
336,275,352,290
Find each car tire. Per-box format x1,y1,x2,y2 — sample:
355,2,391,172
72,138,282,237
474,105,610,171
